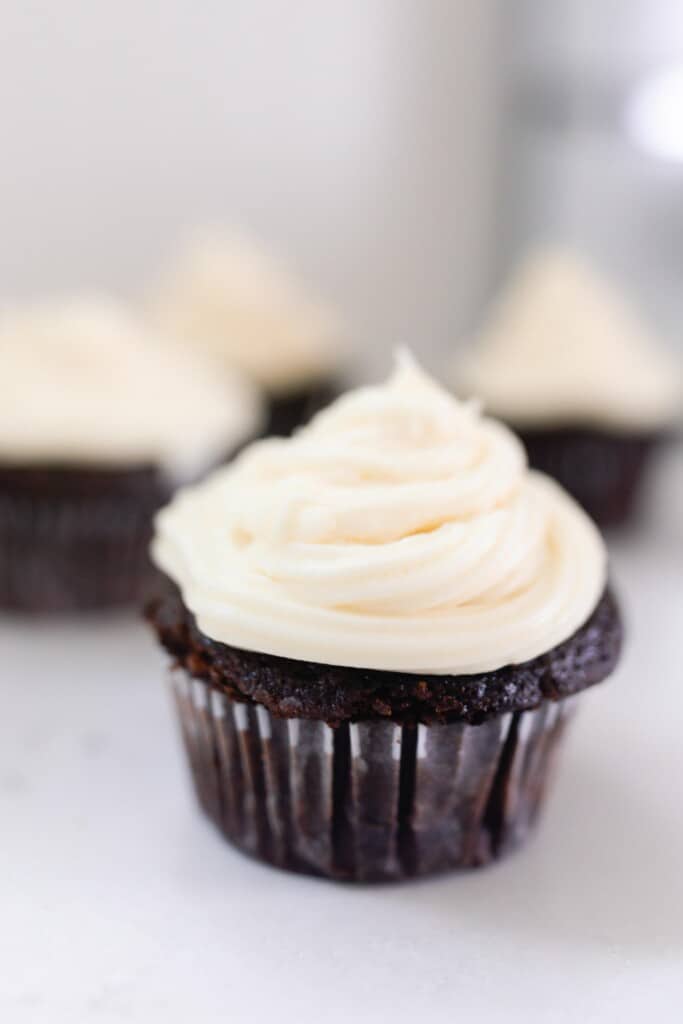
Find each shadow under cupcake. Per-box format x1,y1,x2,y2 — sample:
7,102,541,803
147,353,621,882
0,298,262,612
453,250,681,526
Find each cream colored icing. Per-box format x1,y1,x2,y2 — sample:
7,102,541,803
152,352,607,675
0,297,263,480
150,231,342,394
454,250,682,431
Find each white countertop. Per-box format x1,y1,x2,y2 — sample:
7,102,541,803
1,445,682,1024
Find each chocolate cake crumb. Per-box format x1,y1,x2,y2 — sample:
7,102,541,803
147,577,622,726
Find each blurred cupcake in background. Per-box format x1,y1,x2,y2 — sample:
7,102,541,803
149,230,345,436
0,297,262,612
453,250,682,526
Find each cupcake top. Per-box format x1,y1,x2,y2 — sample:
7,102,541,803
454,250,682,432
150,232,342,395
0,297,262,480
153,352,607,675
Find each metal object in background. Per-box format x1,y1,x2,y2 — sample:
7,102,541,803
501,0,683,350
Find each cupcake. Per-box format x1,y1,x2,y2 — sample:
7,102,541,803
150,231,344,435
147,352,621,882
453,250,682,525
0,298,262,612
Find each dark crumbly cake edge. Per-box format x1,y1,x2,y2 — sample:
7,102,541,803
146,578,622,726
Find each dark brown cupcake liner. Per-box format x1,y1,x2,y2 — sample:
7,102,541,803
170,667,577,882
518,426,659,527
0,465,168,612
265,378,340,436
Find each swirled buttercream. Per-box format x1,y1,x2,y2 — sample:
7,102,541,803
150,231,342,394
0,297,262,479
454,250,682,431
152,352,607,674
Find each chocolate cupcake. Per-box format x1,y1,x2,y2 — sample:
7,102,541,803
0,298,262,612
150,231,344,435
453,250,682,526
148,353,621,882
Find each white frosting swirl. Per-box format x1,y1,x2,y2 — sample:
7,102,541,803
0,297,263,480
150,231,342,394
455,250,682,431
153,353,607,675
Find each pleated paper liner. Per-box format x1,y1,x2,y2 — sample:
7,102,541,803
0,466,166,611
518,427,658,527
170,667,576,882
264,378,340,437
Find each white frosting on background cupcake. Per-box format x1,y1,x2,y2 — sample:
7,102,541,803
150,231,342,395
0,297,263,480
454,250,682,431
153,352,607,675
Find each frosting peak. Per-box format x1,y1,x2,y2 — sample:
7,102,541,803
265,351,526,545
150,231,342,393
455,250,682,430
153,354,607,674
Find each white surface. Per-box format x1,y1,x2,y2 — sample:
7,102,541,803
1,450,682,1023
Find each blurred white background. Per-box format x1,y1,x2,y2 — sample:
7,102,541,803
0,0,500,375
